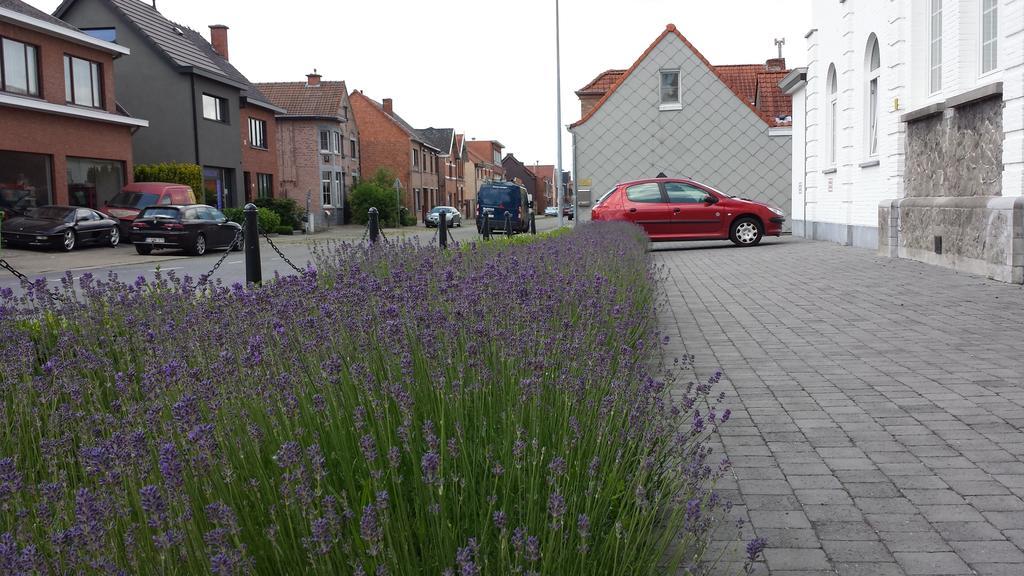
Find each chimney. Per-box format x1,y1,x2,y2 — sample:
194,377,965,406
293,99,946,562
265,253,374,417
765,57,786,72
209,25,229,60
383,98,393,115
306,69,321,87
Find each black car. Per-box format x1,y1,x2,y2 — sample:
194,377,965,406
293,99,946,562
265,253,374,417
129,204,241,256
1,205,120,251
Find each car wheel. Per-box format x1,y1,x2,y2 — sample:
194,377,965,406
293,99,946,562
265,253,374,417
62,230,76,252
135,243,152,255
108,226,120,247
730,217,763,247
192,233,207,256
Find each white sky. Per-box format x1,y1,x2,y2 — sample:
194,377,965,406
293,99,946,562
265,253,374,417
30,0,812,170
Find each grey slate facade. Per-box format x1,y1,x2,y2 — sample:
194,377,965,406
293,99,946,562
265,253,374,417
54,0,274,209
571,25,791,223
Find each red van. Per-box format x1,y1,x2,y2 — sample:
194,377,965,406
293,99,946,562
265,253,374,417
103,183,197,236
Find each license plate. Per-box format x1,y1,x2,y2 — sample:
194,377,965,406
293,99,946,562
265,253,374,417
145,237,165,244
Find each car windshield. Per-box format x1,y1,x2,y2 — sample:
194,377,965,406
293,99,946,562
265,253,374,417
430,207,448,214
108,191,159,209
29,206,73,221
139,207,180,220
479,186,516,207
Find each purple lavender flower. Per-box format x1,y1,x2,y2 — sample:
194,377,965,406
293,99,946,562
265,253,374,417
746,536,767,562
359,434,378,463
493,510,507,532
274,441,302,469
360,504,382,556
548,456,566,477
421,451,440,485
548,492,566,527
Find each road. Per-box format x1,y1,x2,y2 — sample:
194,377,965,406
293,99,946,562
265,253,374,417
0,215,574,293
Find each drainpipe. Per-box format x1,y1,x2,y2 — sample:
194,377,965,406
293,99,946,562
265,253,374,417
802,86,808,239
189,76,200,165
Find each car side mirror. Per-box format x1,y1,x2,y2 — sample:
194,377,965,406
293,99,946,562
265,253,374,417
528,200,534,209
704,195,718,205
220,217,228,223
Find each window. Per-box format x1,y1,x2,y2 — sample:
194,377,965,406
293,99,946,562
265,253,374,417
664,182,709,203
256,173,272,199
82,28,116,42
1,37,39,96
67,157,123,208
248,117,267,149
319,130,330,152
660,69,681,108
335,171,343,200
625,183,663,203
929,0,942,93
981,0,997,74
413,149,420,169
64,55,102,108
826,65,838,166
321,171,333,207
350,139,357,158
866,36,880,157
202,93,226,121
332,131,342,155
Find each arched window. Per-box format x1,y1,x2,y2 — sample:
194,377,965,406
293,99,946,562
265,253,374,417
865,35,880,157
827,64,838,166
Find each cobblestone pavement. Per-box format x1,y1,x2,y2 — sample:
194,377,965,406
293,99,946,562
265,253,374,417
655,237,1024,576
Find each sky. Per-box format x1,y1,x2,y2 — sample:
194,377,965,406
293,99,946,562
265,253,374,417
30,0,812,171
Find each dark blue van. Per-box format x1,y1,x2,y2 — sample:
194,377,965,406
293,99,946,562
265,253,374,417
476,182,532,234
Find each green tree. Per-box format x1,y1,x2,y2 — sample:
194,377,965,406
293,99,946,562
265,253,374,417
350,168,401,226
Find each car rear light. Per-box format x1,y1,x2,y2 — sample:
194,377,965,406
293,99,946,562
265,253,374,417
163,223,185,230
131,222,146,230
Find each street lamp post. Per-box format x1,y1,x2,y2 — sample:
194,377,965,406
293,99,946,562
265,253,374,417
555,0,564,227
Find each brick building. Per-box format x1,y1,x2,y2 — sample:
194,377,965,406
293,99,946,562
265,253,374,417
257,73,359,231
466,139,504,186
0,0,146,215
501,153,541,211
349,92,440,222
420,128,469,216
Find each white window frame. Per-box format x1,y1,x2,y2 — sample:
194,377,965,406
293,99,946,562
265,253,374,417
865,37,880,158
2,37,40,97
321,170,333,207
929,0,942,94
248,117,267,149
201,93,226,122
980,0,998,76
659,68,682,110
319,130,330,153
826,65,838,167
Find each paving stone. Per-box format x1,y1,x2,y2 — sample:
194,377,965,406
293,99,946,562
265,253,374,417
748,510,812,529
813,520,879,541
881,531,953,552
932,521,1006,541
763,548,831,571
821,539,893,562
892,552,973,575
970,564,1024,576
832,562,907,576
918,505,987,523
947,540,1024,563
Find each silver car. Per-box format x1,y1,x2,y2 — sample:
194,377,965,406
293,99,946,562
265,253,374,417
426,206,462,228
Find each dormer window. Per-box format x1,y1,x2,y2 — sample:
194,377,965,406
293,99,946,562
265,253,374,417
659,69,681,110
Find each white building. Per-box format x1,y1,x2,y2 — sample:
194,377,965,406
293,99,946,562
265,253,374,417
782,0,1024,283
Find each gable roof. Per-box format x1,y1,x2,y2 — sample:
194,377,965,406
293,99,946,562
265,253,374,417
349,91,437,150
256,81,349,119
1,0,128,54
454,133,466,157
179,27,279,112
418,128,454,156
754,71,792,124
56,0,246,89
570,24,791,129
3,0,76,29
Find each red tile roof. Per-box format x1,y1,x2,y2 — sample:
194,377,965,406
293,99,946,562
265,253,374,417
255,81,348,118
575,69,626,96
571,24,792,128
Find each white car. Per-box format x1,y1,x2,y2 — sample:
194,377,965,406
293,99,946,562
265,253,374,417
543,206,559,217
426,206,462,227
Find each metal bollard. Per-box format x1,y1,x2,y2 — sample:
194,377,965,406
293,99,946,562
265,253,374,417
482,209,492,240
439,209,448,249
244,203,262,285
368,207,379,243
530,213,536,235
504,211,512,236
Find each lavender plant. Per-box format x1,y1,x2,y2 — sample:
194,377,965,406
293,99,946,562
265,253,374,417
0,222,751,575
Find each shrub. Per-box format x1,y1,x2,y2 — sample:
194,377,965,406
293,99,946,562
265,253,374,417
0,223,750,575
400,206,417,227
350,168,400,226
254,197,303,230
223,206,281,233
274,225,293,235
134,162,204,203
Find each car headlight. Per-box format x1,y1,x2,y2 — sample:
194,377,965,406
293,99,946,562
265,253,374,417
768,206,785,216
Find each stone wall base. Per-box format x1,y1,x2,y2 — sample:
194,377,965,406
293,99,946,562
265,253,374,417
878,197,1024,284
792,220,879,249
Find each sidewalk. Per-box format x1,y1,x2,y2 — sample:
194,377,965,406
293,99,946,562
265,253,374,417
656,237,1024,576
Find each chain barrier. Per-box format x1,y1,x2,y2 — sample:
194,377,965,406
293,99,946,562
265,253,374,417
258,227,306,275
198,219,245,282
0,256,63,304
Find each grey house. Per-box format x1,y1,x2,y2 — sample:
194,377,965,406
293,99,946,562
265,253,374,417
570,24,793,222
54,0,281,209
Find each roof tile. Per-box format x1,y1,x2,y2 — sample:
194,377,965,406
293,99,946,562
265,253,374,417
256,81,348,118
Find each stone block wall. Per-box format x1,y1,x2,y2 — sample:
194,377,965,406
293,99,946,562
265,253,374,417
905,96,1003,198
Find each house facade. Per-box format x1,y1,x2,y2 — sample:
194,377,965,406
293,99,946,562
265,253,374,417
784,0,1023,283
349,92,439,222
502,153,543,212
0,0,146,214
570,24,792,222
530,164,555,212
55,0,281,210
257,73,358,231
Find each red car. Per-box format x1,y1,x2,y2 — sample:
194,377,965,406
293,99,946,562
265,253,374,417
590,177,784,246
